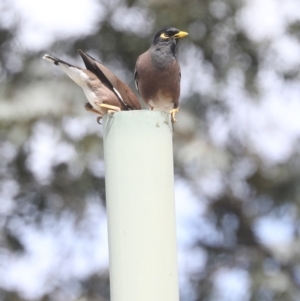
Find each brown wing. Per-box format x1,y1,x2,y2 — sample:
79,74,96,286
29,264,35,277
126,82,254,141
78,49,141,110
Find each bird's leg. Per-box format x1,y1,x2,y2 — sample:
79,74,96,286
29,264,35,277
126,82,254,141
169,108,179,123
96,103,121,117
84,103,100,114
84,103,103,124
150,105,154,111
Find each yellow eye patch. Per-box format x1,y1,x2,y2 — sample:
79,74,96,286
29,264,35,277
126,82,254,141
159,31,188,39
160,33,169,39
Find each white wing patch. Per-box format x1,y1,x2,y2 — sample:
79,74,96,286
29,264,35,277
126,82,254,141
134,69,139,93
113,87,123,102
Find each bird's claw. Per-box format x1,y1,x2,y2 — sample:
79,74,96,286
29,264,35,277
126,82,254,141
108,110,115,117
97,116,102,124
169,108,179,123
95,103,121,118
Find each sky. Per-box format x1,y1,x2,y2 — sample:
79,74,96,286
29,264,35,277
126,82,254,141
1,0,300,300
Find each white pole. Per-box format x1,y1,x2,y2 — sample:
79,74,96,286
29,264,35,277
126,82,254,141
103,110,179,301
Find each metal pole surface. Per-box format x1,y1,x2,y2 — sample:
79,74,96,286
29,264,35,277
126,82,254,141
103,110,179,301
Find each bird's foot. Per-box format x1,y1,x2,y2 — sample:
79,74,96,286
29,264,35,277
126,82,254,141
84,103,103,124
95,103,121,117
107,110,117,117
169,108,179,123
84,102,99,114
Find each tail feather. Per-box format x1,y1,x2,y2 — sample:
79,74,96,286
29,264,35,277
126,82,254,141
43,54,88,86
43,54,76,68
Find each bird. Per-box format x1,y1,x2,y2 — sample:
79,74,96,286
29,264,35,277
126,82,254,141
134,27,188,123
43,50,141,123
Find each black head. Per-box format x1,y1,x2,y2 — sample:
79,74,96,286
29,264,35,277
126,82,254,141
152,27,188,46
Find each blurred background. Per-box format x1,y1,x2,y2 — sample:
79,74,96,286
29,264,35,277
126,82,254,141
1,0,300,300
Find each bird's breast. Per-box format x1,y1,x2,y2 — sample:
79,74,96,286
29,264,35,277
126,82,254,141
136,50,180,109
150,48,175,70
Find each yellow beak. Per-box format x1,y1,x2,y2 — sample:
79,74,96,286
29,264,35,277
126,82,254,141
174,31,188,39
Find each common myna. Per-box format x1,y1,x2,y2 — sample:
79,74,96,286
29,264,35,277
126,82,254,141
43,50,141,122
134,27,188,123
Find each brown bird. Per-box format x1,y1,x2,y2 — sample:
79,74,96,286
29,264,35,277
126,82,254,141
43,50,141,122
134,27,188,123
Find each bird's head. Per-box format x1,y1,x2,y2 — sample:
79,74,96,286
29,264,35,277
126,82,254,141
152,27,188,47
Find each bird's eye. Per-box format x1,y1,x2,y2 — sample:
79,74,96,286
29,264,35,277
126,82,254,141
160,33,169,39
